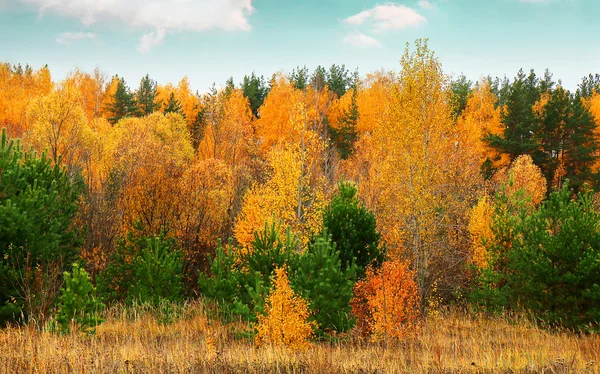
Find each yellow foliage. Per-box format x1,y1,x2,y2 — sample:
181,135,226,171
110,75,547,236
255,267,315,349
26,82,92,177
468,196,494,268
496,154,547,207
457,79,509,170
234,143,327,250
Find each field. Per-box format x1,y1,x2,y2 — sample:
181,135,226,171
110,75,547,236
1,303,598,373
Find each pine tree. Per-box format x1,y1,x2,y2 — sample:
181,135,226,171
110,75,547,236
106,77,136,124
135,74,160,115
330,82,360,159
163,92,185,118
241,72,269,118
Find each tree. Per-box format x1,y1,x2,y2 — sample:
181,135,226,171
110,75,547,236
449,74,473,120
487,69,542,160
163,92,184,117
473,185,600,330
106,77,137,124
321,182,380,274
135,74,161,115
255,267,315,349
0,129,82,325
241,72,269,118
26,82,92,178
351,259,421,342
327,64,353,98
330,86,359,159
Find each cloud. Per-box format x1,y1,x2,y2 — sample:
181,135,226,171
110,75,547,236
56,31,96,45
343,3,426,32
343,33,382,48
20,0,254,52
418,0,434,10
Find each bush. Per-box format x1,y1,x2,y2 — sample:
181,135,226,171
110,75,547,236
471,184,600,331
292,233,357,334
322,182,381,275
0,129,83,325
54,263,104,334
255,267,315,349
97,231,183,306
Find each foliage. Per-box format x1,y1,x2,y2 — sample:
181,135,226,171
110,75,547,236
472,184,600,330
255,267,316,349
130,236,183,305
54,263,104,334
0,129,82,325
322,181,381,275
291,233,357,334
351,259,421,342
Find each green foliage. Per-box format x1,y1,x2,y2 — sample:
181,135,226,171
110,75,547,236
291,233,357,334
449,74,473,120
322,182,381,276
97,230,183,306
0,129,82,325
135,74,161,115
241,72,269,118
107,76,137,123
471,184,600,330
54,263,104,334
130,236,183,305
330,82,359,159
163,92,185,118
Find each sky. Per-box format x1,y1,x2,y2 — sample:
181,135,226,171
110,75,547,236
0,0,598,92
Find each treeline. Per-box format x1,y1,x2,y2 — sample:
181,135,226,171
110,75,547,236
1,40,600,342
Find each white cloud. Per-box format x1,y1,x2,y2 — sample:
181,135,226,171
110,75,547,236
418,0,434,10
21,0,254,52
56,31,96,45
343,33,382,48
343,3,426,32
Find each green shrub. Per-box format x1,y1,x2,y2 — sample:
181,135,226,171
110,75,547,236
0,129,83,325
130,236,183,305
322,181,381,276
54,263,104,334
471,184,600,330
292,233,357,334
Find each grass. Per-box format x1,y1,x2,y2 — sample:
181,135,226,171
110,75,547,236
1,301,599,373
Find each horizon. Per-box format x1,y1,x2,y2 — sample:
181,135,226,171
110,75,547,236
1,0,598,92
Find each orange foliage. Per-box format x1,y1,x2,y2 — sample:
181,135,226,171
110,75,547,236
457,80,509,169
63,68,106,122
157,77,199,127
468,196,495,268
255,267,315,349
352,259,421,342
0,64,52,136
495,154,547,207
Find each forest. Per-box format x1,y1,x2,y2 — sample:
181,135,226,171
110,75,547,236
1,40,600,372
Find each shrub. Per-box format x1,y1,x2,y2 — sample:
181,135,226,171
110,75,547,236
255,267,315,349
472,184,600,330
54,263,104,334
292,233,357,334
322,182,381,276
0,129,83,325
130,236,183,305
351,259,421,342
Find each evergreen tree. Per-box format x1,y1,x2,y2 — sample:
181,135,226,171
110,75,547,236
449,74,473,120
241,72,269,118
330,81,359,159
579,73,600,98
321,182,381,276
290,66,309,91
0,129,82,325
487,69,541,159
135,74,160,115
163,92,185,118
327,64,352,98
107,77,137,124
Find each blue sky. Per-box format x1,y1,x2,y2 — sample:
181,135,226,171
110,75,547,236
0,0,598,92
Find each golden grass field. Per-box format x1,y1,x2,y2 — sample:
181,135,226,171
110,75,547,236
1,302,598,373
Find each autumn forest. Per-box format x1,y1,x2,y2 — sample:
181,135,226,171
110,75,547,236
2,40,600,372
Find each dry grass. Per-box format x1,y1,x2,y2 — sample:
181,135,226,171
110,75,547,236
1,302,599,373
